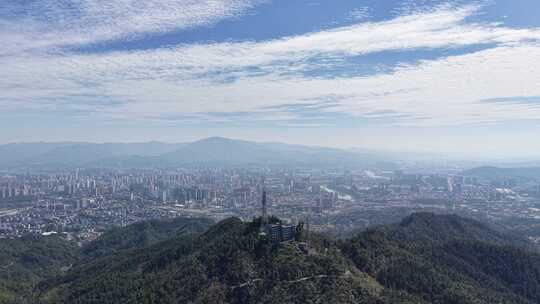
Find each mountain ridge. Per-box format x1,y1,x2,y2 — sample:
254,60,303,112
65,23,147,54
18,213,540,303
0,137,380,170
462,166,540,181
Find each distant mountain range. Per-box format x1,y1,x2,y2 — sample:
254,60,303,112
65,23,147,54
462,166,540,181
0,137,381,170
3,213,540,303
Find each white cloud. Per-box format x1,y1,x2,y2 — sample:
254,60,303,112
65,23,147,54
2,3,540,128
0,0,263,55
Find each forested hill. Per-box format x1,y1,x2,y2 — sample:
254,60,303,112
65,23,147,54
38,217,387,304
0,235,79,304
2,213,540,303
0,217,213,304
343,213,540,303
81,217,214,258
387,212,531,248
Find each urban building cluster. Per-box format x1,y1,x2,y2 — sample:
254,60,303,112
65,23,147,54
1,167,540,243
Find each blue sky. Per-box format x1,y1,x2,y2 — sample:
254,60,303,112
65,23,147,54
1,0,540,158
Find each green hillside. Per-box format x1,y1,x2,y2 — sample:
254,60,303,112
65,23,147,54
343,214,540,303
0,235,79,304
2,213,540,303
39,217,385,303
82,217,214,258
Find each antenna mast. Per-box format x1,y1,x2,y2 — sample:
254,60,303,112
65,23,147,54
262,188,267,225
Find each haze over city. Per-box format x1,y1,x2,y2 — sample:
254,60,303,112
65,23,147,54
2,0,540,158
4,1,540,304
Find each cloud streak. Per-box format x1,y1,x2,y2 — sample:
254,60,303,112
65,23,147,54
0,0,264,55
2,2,540,128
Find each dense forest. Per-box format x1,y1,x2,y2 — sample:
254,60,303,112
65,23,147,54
1,213,540,303
0,235,79,303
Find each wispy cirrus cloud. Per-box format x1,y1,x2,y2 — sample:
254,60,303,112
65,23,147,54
2,2,540,128
0,0,265,55
480,96,540,106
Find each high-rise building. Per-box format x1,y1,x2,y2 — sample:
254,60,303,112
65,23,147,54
447,176,454,193
262,189,267,224
267,224,296,243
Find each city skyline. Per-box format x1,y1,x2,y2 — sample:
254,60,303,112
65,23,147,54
2,0,540,157
4,1,540,303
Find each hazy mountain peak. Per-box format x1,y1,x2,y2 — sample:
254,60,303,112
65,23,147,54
190,136,256,146
392,212,529,248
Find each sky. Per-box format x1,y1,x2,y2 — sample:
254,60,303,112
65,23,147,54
1,0,540,158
